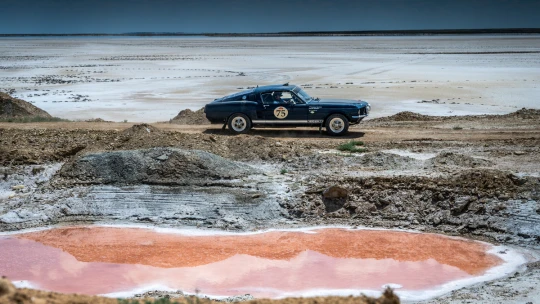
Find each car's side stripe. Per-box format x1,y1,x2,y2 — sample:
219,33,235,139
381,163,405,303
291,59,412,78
251,120,323,124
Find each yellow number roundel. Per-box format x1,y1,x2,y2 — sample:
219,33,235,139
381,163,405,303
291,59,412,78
273,106,288,119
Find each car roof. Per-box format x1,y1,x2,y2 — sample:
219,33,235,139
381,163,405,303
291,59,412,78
253,84,297,93
215,84,298,101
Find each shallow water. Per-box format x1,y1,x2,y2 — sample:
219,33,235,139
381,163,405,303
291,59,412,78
0,227,507,299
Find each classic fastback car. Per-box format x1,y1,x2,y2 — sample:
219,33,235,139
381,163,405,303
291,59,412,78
204,83,370,136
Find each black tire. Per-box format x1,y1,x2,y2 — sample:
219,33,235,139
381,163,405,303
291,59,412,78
227,113,252,134
325,114,349,136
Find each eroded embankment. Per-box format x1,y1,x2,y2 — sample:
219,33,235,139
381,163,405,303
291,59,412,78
289,169,540,248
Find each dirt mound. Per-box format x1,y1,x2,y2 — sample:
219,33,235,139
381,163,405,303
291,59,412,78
54,147,258,186
370,108,540,123
505,108,540,119
427,152,494,168
121,123,161,137
375,111,437,122
354,152,420,169
0,92,51,119
170,107,210,125
0,128,316,166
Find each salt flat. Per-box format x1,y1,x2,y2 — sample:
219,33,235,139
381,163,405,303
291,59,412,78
1,35,539,122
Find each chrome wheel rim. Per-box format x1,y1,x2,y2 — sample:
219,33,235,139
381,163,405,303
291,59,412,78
329,117,345,133
231,117,247,132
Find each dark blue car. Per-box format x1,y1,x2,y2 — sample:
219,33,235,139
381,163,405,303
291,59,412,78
204,83,370,136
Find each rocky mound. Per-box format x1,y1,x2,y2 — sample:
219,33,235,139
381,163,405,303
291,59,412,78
54,147,258,186
354,152,420,169
170,107,210,125
427,152,494,168
0,92,51,119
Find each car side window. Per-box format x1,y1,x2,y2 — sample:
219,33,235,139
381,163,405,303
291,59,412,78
261,93,274,105
291,92,305,104
280,92,294,104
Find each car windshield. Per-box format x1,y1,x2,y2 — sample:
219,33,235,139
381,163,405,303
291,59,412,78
292,87,313,102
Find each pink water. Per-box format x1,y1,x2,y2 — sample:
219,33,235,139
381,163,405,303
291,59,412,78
0,227,502,298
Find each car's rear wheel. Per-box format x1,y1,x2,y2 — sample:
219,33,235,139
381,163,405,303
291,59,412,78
325,114,349,136
227,113,251,134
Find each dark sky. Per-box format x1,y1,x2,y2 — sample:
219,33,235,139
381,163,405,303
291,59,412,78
1,0,539,34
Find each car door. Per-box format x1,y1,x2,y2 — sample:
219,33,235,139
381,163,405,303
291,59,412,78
260,91,308,124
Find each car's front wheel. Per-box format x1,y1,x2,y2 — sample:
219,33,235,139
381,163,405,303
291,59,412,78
227,113,252,134
325,114,349,136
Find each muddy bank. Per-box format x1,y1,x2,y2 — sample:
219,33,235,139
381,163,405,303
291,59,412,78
0,277,399,304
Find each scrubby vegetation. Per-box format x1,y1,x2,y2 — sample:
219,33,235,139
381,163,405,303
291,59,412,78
337,140,367,153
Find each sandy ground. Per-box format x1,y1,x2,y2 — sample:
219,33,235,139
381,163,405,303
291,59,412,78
1,36,539,121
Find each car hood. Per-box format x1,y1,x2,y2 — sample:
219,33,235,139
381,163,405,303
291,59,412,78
308,98,369,107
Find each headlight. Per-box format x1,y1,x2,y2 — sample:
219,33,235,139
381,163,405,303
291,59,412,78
366,103,371,113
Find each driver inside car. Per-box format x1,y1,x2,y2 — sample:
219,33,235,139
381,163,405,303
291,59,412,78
272,92,286,104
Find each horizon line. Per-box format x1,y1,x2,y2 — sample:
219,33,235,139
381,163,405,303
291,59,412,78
1,28,540,37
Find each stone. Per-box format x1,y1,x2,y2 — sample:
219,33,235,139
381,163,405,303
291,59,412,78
322,186,348,199
0,277,16,297
11,185,24,190
156,154,168,161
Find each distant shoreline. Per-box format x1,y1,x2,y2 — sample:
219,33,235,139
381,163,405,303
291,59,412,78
1,28,540,37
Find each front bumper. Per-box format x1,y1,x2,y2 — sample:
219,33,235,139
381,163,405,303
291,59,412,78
351,115,368,123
